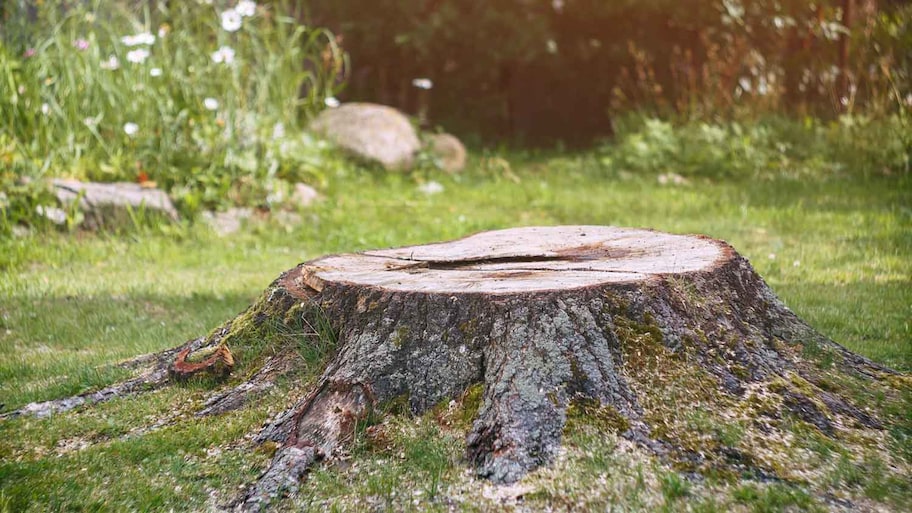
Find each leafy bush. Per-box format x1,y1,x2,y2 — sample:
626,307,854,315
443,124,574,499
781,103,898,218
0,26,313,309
315,0,912,143
0,0,344,220
603,115,910,179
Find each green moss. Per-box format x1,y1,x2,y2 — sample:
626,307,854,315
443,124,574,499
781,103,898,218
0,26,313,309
455,383,485,429
381,393,412,415
787,373,818,396
565,397,630,434
733,483,821,513
730,364,750,380
601,291,631,313
667,277,703,312
457,319,478,336
799,338,840,369
685,409,744,447
546,390,559,407
659,471,691,501
391,326,410,348
612,315,664,361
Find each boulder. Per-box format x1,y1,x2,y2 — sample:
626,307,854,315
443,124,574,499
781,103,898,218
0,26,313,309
290,183,320,208
52,179,178,229
426,132,467,173
309,103,420,170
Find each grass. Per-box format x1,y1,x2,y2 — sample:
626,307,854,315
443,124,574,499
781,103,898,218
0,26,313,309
0,150,910,510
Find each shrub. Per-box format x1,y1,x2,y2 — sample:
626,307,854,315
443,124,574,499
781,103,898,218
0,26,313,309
0,0,344,220
602,115,910,180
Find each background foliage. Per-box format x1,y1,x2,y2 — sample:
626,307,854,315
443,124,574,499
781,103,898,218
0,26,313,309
0,0,909,231
1,0,344,220
311,0,912,144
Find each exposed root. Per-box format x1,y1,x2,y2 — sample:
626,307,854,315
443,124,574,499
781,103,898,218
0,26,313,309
233,446,318,512
0,337,207,419
196,352,297,417
234,381,371,511
170,344,235,381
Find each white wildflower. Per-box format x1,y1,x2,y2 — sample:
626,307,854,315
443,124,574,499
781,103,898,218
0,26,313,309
123,122,139,136
324,96,340,108
546,39,558,54
203,97,219,111
211,46,236,65
411,78,433,90
418,181,444,195
738,77,752,93
100,55,119,70
41,103,50,115
126,48,150,64
552,0,565,12
236,0,256,17
121,32,156,46
150,67,162,77
220,9,242,32
272,122,285,139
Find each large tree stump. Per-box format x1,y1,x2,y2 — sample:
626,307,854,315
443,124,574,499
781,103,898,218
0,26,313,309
6,226,903,511
232,226,895,509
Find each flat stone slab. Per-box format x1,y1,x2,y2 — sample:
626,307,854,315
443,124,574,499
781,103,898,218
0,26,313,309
52,179,178,228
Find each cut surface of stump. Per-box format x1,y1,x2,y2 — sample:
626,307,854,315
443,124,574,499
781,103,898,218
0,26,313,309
6,226,905,511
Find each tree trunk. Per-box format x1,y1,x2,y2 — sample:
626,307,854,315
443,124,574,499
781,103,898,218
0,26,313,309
231,226,892,509
5,226,900,511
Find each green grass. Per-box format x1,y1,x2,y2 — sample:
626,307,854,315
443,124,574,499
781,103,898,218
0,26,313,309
0,151,910,510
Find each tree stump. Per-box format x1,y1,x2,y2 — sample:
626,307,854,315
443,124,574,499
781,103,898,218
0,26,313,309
6,226,903,511
232,226,895,509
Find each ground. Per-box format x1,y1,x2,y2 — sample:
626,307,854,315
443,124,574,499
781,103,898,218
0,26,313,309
0,153,909,511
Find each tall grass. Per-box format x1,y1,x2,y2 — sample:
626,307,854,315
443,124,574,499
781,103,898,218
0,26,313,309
0,1,345,216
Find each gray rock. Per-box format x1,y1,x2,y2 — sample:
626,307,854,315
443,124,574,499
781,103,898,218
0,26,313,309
52,179,178,229
35,205,67,225
309,103,420,170
291,183,320,208
272,210,303,229
11,225,32,238
426,132,467,173
201,208,253,237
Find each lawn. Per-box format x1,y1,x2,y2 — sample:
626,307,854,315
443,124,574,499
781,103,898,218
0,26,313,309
1,154,910,511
